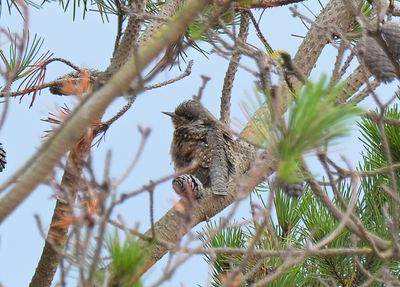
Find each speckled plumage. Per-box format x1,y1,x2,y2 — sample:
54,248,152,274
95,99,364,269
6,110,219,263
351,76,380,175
382,21,400,60
165,100,236,196
356,35,397,83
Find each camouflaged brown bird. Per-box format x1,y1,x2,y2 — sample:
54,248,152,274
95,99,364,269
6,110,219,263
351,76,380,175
164,100,236,196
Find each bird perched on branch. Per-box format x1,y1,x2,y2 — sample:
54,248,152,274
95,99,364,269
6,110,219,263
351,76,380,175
163,100,236,196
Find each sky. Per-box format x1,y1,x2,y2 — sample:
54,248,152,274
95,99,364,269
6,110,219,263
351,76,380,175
0,1,397,286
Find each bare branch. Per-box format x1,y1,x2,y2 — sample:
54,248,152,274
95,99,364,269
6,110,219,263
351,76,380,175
220,11,250,125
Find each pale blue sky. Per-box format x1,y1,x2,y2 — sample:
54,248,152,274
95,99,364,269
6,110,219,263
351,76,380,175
0,1,395,286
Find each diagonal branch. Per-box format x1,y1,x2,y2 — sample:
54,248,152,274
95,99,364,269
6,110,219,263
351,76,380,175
139,140,266,269
26,3,210,286
29,129,94,287
338,65,372,102
292,0,356,79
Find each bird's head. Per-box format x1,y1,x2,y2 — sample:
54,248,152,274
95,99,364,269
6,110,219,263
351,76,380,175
163,100,215,128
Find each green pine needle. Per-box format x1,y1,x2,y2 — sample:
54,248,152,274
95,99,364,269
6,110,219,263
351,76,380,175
357,104,400,237
277,75,362,183
0,32,44,80
105,232,145,287
359,104,400,166
274,188,302,239
200,221,246,286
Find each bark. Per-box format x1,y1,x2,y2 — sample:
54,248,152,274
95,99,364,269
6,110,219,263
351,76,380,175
138,0,185,47
29,200,71,287
338,65,371,102
30,130,94,287
108,0,185,74
220,11,250,125
107,0,147,74
293,0,356,79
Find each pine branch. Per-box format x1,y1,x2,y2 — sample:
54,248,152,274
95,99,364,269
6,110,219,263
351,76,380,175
304,164,389,252
0,0,210,222
292,0,356,80
109,0,185,77
29,200,71,287
338,65,372,103
30,129,94,287
107,0,147,74
245,0,307,8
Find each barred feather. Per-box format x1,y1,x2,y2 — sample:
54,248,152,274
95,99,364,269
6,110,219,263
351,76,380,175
356,35,397,83
382,21,400,60
0,143,6,172
172,174,205,199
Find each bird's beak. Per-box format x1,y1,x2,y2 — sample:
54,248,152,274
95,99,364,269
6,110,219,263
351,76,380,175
162,111,176,117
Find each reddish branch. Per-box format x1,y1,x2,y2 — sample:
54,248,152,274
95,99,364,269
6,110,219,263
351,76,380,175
30,124,96,287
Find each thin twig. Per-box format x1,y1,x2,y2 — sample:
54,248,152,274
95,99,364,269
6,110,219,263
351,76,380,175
143,59,193,90
193,75,210,101
328,40,348,89
112,0,124,57
149,185,156,239
303,161,389,252
104,97,136,128
114,126,151,186
245,9,273,53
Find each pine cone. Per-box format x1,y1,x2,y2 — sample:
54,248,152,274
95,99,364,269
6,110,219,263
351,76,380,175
172,174,205,199
0,143,6,172
381,21,400,60
356,35,397,83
